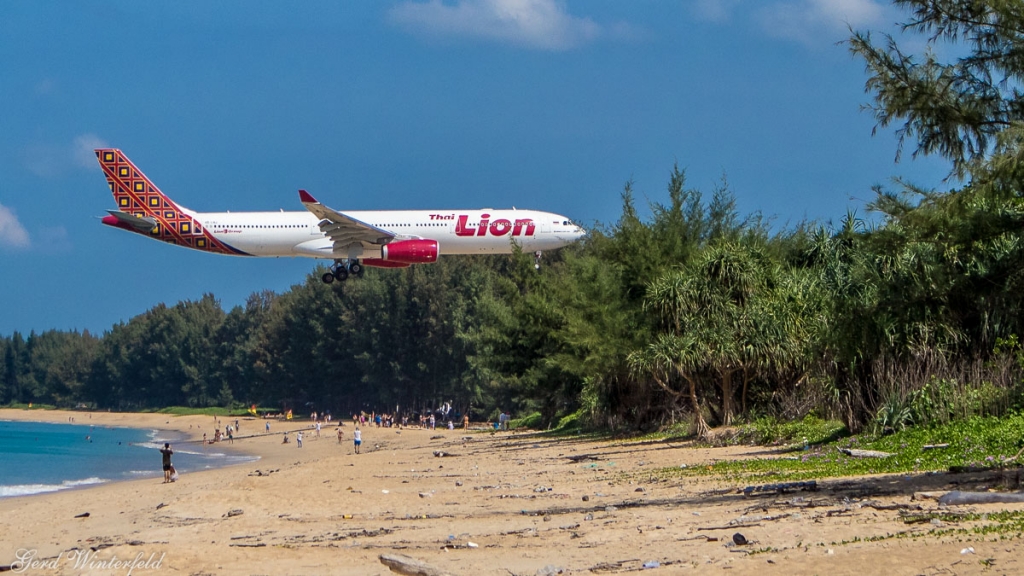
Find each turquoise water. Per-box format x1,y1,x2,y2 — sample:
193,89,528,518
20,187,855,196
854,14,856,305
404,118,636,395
0,420,256,498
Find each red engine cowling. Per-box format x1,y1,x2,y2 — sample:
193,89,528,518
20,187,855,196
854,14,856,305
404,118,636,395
361,259,410,268
381,239,439,264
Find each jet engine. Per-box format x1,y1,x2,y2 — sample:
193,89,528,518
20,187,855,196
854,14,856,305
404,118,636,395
380,239,439,264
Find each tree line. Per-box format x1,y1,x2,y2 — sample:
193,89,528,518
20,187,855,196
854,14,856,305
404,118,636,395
4,1,1024,434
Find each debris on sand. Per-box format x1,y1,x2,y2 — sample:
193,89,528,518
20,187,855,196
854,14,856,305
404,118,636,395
379,553,453,576
743,481,817,496
938,490,1024,506
839,448,893,458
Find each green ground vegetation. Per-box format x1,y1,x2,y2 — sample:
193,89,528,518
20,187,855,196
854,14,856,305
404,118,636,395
663,413,1024,483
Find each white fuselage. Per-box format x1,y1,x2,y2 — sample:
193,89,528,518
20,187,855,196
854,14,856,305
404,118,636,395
190,208,584,259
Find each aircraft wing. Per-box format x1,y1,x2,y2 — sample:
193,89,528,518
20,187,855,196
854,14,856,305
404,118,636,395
299,190,395,253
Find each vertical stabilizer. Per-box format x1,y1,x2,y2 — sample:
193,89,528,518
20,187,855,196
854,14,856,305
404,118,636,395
95,149,248,255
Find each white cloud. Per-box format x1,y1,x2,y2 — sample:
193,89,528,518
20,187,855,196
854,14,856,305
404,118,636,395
73,134,109,169
36,226,72,254
389,0,603,50
691,0,742,23
691,0,890,44
35,78,57,96
23,133,109,178
0,203,31,250
756,0,888,43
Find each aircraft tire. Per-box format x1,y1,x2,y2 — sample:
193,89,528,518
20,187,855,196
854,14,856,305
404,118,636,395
349,262,363,276
334,268,349,281
321,272,335,284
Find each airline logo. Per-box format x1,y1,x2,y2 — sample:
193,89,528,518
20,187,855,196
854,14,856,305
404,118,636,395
435,213,536,237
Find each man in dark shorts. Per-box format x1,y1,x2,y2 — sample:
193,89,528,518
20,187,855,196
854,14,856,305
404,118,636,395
159,443,174,483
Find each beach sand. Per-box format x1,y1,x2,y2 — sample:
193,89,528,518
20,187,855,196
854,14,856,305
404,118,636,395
1,408,1022,575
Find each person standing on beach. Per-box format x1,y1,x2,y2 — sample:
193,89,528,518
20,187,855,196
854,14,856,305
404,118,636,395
353,426,362,454
159,443,174,483
337,426,344,444
296,431,303,447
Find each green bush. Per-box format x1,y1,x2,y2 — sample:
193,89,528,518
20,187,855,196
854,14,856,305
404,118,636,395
4,402,57,410
510,412,543,430
737,414,848,446
873,394,915,435
553,410,582,432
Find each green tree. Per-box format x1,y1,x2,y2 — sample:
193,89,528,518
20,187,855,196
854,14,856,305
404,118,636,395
850,0,1024,175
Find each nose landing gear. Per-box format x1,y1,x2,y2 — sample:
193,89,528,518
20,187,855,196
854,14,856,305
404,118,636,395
321,259,365,284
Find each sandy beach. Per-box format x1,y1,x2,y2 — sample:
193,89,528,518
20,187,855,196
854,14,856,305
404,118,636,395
1,409,1022,575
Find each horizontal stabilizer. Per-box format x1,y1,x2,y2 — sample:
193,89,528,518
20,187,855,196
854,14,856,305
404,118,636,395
102,210,158,233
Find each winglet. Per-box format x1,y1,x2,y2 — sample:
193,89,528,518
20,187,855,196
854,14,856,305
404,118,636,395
299,189,317,204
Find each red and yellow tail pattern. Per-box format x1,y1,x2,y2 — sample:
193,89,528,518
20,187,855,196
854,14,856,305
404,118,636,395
96,149,247,255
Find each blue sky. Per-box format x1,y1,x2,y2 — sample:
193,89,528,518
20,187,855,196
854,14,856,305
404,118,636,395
0,0,950,335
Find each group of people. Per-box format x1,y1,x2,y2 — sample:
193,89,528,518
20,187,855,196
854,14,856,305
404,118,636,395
158,407,507,483
285,424,361,453
349,410,474,431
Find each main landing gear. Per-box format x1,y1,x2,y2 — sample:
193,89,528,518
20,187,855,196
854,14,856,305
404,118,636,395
321,260,364,284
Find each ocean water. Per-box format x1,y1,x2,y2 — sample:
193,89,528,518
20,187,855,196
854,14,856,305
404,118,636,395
0,420,256,498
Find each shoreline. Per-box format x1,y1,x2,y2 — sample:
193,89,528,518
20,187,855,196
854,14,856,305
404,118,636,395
0,409,264,500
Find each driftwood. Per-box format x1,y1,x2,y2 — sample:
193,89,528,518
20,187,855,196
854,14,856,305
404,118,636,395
839,448,893,458
922,443,950,450
862,500,919,511
938,490,1024,506
379,553,454,576
697,522,762,531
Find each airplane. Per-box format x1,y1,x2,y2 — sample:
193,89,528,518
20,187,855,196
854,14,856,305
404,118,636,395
95,149,586,282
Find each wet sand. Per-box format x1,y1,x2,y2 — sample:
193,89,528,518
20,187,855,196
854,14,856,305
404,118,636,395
1,408,1022,575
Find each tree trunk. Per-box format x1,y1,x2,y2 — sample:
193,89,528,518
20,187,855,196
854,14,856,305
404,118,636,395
741,368,752,416
683,373,709,439
720,369,736,426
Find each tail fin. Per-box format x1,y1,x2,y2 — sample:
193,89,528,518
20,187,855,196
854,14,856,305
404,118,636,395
95,149,248,255
95,149,185,216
